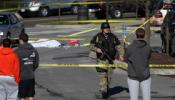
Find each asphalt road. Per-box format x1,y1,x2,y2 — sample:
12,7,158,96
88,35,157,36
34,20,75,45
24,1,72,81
23,15,77,27
23,12,137,27
35,47,175,100
22,21,175,100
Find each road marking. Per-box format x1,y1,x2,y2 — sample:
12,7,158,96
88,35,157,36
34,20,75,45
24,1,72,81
27,30,65,35
24,16,76,22
67,28,97,37
80,43,90,47
28,28,96,40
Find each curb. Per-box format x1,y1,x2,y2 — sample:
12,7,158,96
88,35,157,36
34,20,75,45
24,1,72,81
35,24,97,29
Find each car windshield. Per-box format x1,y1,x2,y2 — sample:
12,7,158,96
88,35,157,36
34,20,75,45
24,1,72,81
0,15,9,25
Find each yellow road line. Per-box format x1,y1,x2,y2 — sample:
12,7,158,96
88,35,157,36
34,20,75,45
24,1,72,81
29,28,97,40
80,43,90,47
67,28,97,37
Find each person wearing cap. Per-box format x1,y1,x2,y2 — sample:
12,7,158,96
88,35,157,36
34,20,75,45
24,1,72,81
0,38,20,100
90,22,121,99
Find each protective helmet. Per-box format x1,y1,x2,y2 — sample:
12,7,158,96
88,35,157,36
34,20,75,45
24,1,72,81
101,22,110,29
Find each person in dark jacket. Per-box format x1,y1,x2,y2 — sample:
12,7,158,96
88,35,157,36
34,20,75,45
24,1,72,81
15,33,39,100
124,28,152,100
90,22,121,99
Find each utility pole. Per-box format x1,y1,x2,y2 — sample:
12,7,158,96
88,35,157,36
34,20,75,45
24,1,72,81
144,0,151,44
165,15,170,55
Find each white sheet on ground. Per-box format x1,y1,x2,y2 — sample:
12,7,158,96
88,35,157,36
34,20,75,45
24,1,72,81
29,39,61,48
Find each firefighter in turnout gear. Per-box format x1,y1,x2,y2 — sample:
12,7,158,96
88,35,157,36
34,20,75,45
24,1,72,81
90,22,121,99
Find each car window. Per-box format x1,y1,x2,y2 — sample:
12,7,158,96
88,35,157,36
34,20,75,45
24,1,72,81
0,15,9,25
10,14,18,24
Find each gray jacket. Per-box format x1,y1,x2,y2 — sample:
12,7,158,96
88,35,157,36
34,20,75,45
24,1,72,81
15,43,39,80
124,40,152,82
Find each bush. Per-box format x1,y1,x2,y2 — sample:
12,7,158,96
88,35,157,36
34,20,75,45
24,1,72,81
0,0,20,9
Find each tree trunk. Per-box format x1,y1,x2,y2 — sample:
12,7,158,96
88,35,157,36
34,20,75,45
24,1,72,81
144,0,151,44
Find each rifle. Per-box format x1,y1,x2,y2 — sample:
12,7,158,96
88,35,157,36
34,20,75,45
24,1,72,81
97,44,114,64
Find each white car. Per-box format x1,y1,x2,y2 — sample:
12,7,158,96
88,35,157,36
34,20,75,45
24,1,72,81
18,0,83,17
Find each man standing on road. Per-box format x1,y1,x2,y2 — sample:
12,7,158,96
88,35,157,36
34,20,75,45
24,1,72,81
15,33,39,100
124,28,152,100
90,22,121,99
0,38,20,100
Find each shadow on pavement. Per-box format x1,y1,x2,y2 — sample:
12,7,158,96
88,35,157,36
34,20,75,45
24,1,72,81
108,86,129,96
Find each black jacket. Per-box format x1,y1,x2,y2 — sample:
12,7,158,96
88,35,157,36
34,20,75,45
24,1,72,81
91,32,120,61
15,43,39,80
124,40,152,82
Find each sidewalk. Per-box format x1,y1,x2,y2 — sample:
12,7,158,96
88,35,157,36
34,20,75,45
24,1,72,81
150,53,175,64
150,53,175,75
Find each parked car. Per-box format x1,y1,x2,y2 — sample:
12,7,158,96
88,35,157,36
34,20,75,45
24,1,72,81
161,11,175,56
0,12,25,43
18,0,83,17
88,0,163,19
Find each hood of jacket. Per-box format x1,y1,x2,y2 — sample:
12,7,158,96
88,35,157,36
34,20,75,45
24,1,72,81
133,40,147,48
19,43,34,50
0,47,14,55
